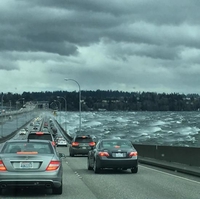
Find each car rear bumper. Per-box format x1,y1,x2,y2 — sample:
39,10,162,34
0,179,61,188
57,143,68,146
0,171,62,188
97,158,138,169
70,147,91,155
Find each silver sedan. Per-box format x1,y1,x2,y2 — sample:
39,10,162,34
0,139,65,195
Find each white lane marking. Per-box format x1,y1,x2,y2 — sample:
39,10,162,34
140,165,200,184
74,171,82,179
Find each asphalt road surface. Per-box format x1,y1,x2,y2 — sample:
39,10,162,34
1,118,200,198
1,146,200,198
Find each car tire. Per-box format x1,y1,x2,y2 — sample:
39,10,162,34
69,150,74,157
131,166,138,173
52,183,62,195
87,158,93,170
93,159,100,174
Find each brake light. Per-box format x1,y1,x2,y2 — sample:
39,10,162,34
36,132,44,135
52,141,56,146
89,142,96,146
129,152,137,157
0,160,7,171
46,160,60,171
72,142,79,146
98,152,109,157
17,152,38,155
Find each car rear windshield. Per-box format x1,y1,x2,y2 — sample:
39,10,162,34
2,142,53,154
101,140,133,148
75,137,93,143
28,134,53,141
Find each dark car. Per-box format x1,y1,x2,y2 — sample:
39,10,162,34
0,139,64,194
27,131,56,147
87,139,138,174
69,135,96,157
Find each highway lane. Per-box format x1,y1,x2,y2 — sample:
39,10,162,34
2,144,200,199
57,148,200,199
0,125,98,199
1,116,200,198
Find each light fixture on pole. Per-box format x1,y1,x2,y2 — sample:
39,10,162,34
64,78,81,132
57,96,67,132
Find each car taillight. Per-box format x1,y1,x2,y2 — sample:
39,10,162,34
89,142,96,146
129,152,138,157
36,132,44,135
98,152,109,157
17,152,38,155
46,160,60,171
0,160,7,171
52,141,56,146
72,142,79,146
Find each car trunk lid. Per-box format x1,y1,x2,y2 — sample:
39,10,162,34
1,154,55,171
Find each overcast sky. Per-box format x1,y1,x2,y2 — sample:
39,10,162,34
0,0,200,95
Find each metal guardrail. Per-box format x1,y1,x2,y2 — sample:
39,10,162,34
54,120,73,143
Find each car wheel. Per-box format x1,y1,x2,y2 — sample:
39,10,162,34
93,159,100,174
87,158,93,170
52,183,62,195
69,151,74,157
131,166,138,174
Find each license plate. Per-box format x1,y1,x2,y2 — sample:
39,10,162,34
115,153,124,157
82,147,86,149
20,162,33,168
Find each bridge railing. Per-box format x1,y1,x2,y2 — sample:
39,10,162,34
132,143,200,167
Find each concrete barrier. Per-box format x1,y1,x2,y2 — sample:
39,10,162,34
133,144,200,167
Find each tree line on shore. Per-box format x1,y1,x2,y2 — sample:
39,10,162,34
1,90,200,111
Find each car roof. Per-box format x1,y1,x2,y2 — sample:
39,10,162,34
99,138,131,142
5,139,51,144
29,131,51,134
75,135,92,138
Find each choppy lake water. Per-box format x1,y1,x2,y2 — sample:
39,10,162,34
58,111,200,147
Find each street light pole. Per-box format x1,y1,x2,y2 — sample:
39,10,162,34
57,96,67,132
64,78,81,132
54,100,61,123
16,98,25,111
9,100,11,111
1,93,4,137
16,98,24,129
1,93,3,112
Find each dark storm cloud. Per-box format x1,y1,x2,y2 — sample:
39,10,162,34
0,61,19,71
0,0,200,94
24,0,200,25
1,0,200,57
